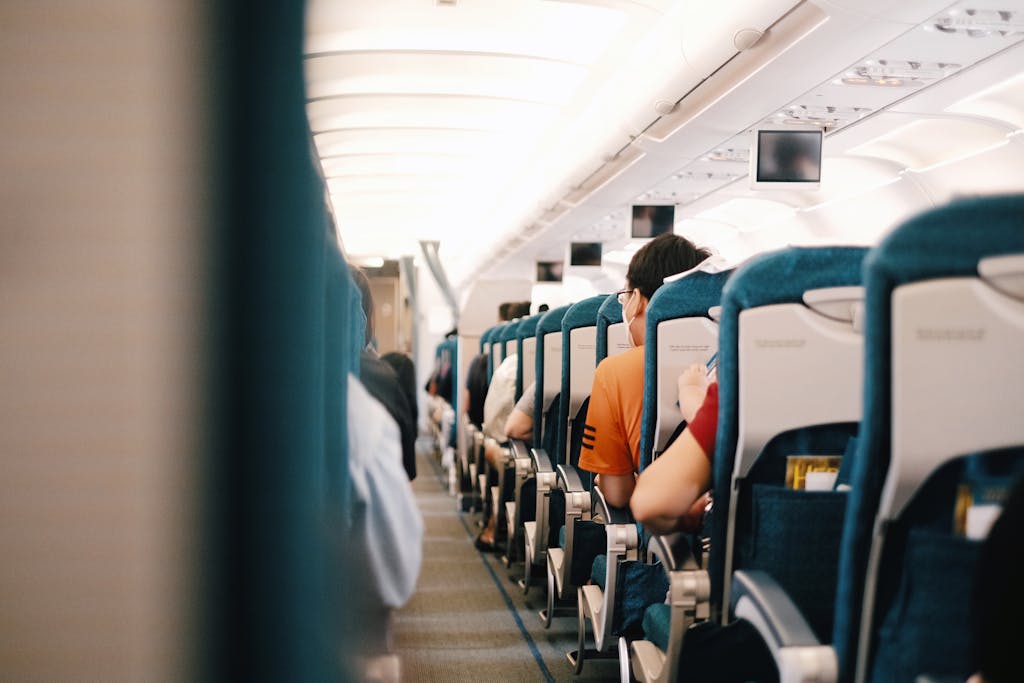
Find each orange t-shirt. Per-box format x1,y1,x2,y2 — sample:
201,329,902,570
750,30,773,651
578,346,645,476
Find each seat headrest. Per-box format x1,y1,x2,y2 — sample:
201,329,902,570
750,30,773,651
562,295,606,332
536,304,571,336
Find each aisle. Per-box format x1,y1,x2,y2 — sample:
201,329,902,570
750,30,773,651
394,446,619,682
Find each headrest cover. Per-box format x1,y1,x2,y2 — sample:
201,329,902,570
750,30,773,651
646,270,733,327
562,295,607,332
596,293,622,362
516,314,541,340
536,304,571,336
499,320,521,344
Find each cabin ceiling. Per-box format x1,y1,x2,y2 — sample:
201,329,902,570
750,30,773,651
304,0,1024,287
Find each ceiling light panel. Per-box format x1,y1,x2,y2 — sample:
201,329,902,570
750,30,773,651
306,94,558,134
306,0,628,64
314,128,508,158
305,52,590,104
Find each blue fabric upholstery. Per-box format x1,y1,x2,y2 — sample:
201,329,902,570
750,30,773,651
709,246,869,617
639,270,731,471
642,602,672,651
556,296,607,463
515,314,541,400
498,319,520,361
487,324,506,377
731,425,858,642
590,555,670,634
833,194,1024,679
596,293,621,363
324,237,356,518
533,306,571,448
479,326,494,355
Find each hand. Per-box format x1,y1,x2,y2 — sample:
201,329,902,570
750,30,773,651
677,364,710,422
678,363,709,392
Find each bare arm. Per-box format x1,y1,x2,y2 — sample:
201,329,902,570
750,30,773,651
677,364,710,424
504,407,533,441
596,472,636,509
630,430,711,535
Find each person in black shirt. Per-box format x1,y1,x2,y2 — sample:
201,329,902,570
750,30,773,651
351,267,418,481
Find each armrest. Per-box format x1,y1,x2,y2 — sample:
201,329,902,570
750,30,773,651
556,463,584,493
647,533,697,573
731,570,818,647
593,485,634,525
509,438,532,463
530,447,554,474
731,570,837,682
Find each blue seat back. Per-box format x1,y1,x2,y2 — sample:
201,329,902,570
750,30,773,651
557,296,607,466
533,305,571,449
515,314,541,401
722,248,867,641
710,247,868,618
834,194,1024,681
639,270,730,471
490,322,508,375
479,325,496,380
478,326,493,355
596,294,630,363
498,319,521,370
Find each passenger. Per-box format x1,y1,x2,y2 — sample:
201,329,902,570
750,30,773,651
352,267,418,481
381,350,419,434
462,300,521,430
631,365,776,682
473,300,535,550
475,378,535,551
342,273,424,659
630,363,717,533
579,233,711,509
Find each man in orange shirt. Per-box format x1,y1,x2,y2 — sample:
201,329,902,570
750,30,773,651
578,233,710,508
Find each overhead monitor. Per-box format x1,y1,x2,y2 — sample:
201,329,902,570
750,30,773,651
569,242,602,266
631,205,675,238
536,260,564,282
749,127,822,190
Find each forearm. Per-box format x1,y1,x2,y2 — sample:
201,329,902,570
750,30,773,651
595,472,636,509
504,408,533,441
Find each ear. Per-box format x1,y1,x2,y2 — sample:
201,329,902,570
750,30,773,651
635,294,649,317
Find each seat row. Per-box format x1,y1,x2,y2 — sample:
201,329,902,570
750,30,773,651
437,194,1024,683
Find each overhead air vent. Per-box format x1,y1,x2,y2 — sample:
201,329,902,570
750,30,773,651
839,60,961,87
702,147,749,163
930,9,1024,37
671,171,743,182
771,104,872,129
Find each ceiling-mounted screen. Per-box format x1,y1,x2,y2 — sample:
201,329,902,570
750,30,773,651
631,205,675,238
536,260,564,282
750,127,822,190
569,242,602,266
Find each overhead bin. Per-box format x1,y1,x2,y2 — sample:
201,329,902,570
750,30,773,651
619,0,800,135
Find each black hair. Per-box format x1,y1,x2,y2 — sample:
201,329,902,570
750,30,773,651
509,301,531,318
498,302,512,321
626,233,711,300
538,303,549,313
